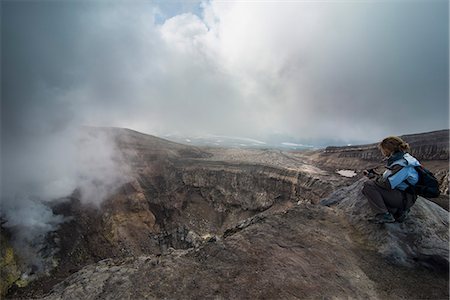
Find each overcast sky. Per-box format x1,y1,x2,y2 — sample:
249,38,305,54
2,0,448,144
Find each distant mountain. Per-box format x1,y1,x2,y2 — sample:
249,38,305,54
162,133,317,150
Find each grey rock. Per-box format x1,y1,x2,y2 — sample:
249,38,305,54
321,178,449,270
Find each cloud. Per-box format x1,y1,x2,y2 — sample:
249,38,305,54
198,1,448,141
3,1,447,142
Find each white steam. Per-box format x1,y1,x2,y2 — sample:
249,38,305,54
75,129,131,206
1,197,68,274
0,127,131,274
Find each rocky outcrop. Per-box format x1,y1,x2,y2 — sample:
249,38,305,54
41,205,382,300
321,178,449,271
40,202,448,300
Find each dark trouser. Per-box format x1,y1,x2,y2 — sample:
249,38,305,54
362,180,416,215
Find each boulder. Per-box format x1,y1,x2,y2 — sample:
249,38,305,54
321,178,449,271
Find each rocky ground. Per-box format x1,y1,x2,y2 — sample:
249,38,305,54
3,128,449,299
38,202,449,300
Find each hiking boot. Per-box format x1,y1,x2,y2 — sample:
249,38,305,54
370,212,396,224
396,209,410,223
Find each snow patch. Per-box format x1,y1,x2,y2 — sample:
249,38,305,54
336,170,357,178
281,142,314,148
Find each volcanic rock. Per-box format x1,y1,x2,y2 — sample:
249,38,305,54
321,178,449,271
41,201,448,300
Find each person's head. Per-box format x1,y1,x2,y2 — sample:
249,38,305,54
378,136,410,157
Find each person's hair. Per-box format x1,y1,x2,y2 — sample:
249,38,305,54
378,136,410,154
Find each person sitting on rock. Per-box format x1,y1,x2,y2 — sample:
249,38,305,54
362,136,420,223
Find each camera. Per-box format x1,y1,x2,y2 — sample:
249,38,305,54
363,168,377,178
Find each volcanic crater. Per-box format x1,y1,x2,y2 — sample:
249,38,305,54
3,128,449,299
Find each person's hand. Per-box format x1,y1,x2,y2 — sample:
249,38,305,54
363,169,376,179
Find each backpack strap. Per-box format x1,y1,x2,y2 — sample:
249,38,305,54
404,180,417,196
